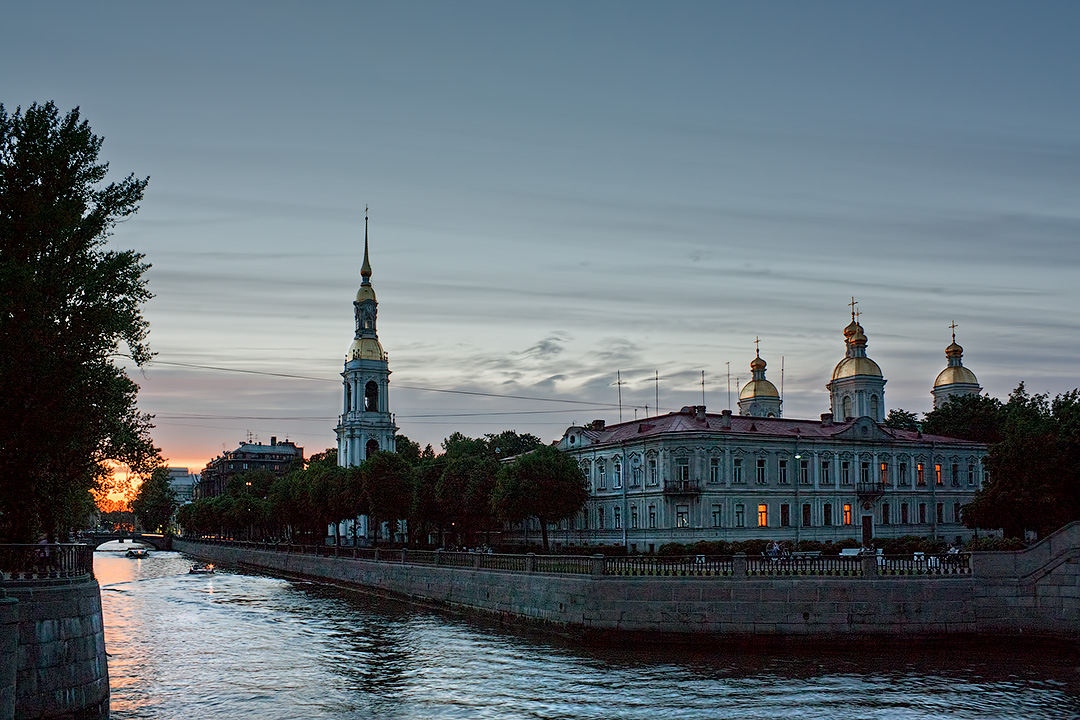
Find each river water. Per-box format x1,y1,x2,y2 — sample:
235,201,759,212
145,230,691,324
95,544,1080,719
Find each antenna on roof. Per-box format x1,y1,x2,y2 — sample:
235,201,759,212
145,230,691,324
726,361,731,411
655,370,659,416
701,370,706,407
617,370,623,423
780,356,785,418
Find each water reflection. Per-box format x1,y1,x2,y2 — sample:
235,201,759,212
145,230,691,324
95,544,1080,719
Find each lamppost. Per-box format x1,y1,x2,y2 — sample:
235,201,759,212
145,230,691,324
794,442,801,551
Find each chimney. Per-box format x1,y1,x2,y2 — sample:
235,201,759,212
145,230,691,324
695,405,706,421
270,436,277,446
721,409,732,429
820,413,832,427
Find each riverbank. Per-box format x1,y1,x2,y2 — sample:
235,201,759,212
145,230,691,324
174,521,1080,642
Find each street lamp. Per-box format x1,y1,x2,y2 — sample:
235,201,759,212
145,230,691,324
794,446,801,551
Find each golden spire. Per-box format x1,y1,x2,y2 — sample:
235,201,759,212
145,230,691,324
360,206,372,282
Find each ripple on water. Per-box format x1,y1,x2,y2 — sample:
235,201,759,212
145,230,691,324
96,552,1080,720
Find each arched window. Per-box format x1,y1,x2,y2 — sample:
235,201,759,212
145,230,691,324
870,394,879,419
842,396,852,420
366,438,380,459
364,381,379,412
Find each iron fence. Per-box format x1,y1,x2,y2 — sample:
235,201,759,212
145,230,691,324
0,543,95,582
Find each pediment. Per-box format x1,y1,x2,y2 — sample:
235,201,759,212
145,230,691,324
830,417,895,443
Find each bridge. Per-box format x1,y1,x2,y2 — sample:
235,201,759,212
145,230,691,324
81,532,172,551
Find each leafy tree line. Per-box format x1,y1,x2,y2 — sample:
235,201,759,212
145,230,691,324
176,431,589,551
886,386,1080,539
1,102,157,542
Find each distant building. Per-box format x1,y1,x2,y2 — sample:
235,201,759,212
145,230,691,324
541,311,988,552
164,467,197,504
194,436,304,499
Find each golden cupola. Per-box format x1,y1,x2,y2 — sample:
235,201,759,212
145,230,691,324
738,344,782,418
827,300,886,422
347,217,386,362
932,325,980,409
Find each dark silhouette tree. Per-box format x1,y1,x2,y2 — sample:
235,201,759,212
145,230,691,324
130,468,177,533
0,102,155,541
883,409,921,432
492,444,589,551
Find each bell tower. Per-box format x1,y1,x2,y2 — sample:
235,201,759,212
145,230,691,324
336,214,397,467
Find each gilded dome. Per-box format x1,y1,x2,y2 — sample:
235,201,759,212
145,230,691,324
844,320,861,338
355,284,376,303
348,337,386,361
739,378,780,400
934,365,978,388
750,354,766,371
832,356,883,381
945,341,963,357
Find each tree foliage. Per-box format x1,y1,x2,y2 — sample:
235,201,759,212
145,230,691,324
130,467,177,533
492,444,589,550
0,101,155,541
883,409,920,432
922,393,1005,443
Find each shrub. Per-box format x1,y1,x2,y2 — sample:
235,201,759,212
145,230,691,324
967,536,1027,552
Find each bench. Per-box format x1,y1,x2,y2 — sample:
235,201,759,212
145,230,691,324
839,548,862,557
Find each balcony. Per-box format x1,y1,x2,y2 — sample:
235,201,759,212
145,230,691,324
856,481,887,503
663,480,702,496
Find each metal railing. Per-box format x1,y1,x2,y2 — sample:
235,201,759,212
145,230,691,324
179,538,971,579
0,543,95,583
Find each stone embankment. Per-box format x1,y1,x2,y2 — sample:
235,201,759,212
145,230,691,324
175,522,1080,642
0,544,108,720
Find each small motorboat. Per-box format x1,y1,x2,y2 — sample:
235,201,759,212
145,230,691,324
125,548,149,558
188,563,215,574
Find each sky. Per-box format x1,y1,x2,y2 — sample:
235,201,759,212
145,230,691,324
4,2,1079,475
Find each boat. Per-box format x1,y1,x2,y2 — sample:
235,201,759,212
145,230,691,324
125,548,149,558
188,563,215,574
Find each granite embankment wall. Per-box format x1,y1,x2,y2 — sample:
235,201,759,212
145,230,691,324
0,544,109,720
174,522,1080,641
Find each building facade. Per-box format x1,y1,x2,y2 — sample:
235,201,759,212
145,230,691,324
195,437,304,499
551,314,987,552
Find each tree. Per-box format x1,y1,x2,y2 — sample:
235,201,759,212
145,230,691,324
964,385,1080,539
883,409,920,432
361,451,415,544
130,468,177,533
0,102,155,541
492,445,589,551
922,393,1005,444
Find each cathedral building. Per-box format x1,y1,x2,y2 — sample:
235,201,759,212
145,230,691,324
336,218,397,467
552,311,987,552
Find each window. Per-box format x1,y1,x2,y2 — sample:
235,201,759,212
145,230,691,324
779,460,789,484
581,509,588,530
821,461,831,485
676,457,690,482
842,396,851,419
935,464,942,486
733,458,744,484
880,462,888,484
901,502,909,524
735,504,745,528
780,503,790,527
800,460,810,484
861,461,870,483
899,462,909,486
881,503,890,525
936,503,944,524
917,463,926,486
841,461,851,485
709,457,720,484
676,505,689,528
870,394,879,419
364,380,379,412
968,465,975,486
614,461,622,489
648,458,658,485
613,506,621,529
598,508,605,529
823,503,833,526
951,463,959,487
712,504,722,527
758,504,769,527
802,503,812,527
843,504,852,525
597,461,606,490
630,505,639,529
756,458,767,484
648,505,656,529
631,465,641,487
953,502,962,524
919,502,927,524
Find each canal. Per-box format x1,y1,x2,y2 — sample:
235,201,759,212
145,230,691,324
95,544,1080,719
